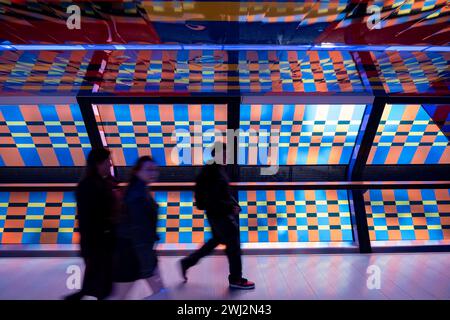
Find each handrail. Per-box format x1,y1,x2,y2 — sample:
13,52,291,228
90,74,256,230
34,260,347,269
0,181,449,191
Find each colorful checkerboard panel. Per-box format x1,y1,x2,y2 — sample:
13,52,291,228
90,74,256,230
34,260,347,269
153,191,212,244
239,50,366,93
0,192,79,244
0,190,353,244
239,190,353,242
0,104,91,166
0,50,92,94
95,104,227,166
99,50,229,93
370,51,449,94
368,104,450,164
364,189,450,241
238,104,365,165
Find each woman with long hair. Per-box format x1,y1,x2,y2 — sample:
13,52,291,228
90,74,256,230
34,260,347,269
65,148,118,300
111,156,164,299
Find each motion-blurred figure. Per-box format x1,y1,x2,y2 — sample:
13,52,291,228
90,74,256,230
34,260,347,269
111,156,164,299
180,142,255,290
65,148,118,300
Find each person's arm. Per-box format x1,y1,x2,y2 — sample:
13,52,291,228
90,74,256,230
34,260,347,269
76,181,103,255
126,192,156,243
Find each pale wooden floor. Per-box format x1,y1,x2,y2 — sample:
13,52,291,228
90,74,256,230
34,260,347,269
0,253,449,300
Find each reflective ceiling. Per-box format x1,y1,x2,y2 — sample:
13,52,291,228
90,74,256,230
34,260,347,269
0,0,449,46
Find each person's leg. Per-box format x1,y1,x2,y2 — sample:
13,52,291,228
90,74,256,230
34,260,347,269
183,236,220,268
221,216,243,282
108,282,135,300
145,266,164,294
180,236,220,281
224,235,242,282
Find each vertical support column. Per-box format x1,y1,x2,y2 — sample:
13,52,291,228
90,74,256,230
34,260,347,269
226,50,241,183
349,97,386,180
77,96,103,149
347,97,386,253
227,96,241,183
349,189,372,253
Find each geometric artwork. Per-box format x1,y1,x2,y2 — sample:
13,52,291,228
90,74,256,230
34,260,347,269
238,104,365,165
239,51,366,93
0,104,91,166
0,50,92,94
239,190,353,242
368,104,450,164
365,189,450,241
0,191,78,244
0,190,354,245
95,104,227,166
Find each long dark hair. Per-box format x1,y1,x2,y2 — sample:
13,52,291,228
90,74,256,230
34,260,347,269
84,148,111,179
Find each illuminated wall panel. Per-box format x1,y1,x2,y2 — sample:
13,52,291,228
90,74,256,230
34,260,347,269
95,104,227,166
0,191,78,244
154,191,212,244
365,189,450,241
239,190,353,242
0,190,353,244
0,104,91,166
238,104,365,165
368,104,450,165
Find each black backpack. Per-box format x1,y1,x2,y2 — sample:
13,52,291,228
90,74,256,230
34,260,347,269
194,171,207,210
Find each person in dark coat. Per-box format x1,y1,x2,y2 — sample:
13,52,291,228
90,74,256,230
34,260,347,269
111,156,164,299
64,148,118,300
180,142,255,290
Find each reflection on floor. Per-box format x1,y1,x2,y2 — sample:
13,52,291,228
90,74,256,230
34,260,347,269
0,253,449,300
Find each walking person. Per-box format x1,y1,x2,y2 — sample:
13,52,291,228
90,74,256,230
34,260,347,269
180,142,255,290
65,148,118,300
111,156,164,299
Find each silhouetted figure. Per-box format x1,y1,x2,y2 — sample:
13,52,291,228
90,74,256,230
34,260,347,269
65,148,117,300
111,156,164,299
180,143,255,290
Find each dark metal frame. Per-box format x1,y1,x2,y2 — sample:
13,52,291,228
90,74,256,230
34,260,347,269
1,47,450,254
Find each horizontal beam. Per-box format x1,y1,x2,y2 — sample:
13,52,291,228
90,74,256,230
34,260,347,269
1,44,449,53
0,96,77,104
241,94,374,105
1,181,449,191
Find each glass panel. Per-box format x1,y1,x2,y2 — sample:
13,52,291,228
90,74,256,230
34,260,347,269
0,50,92,95
365,189,450,241
239,189,353,242
368,104,450,164
370,51,450,95
0,189,353,245
0,104,91,166
0,191,78,244
238,104,365,165
95,104,227,166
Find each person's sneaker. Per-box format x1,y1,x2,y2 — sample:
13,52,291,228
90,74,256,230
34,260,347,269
229,278,255,290
179,259,189,282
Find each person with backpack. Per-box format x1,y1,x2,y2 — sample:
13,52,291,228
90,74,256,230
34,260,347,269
179,142,255,290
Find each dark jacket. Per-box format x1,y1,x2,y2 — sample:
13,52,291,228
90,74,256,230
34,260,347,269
76,174,117,259
195,163,240,217
122,177,159,244
113,177,159,281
